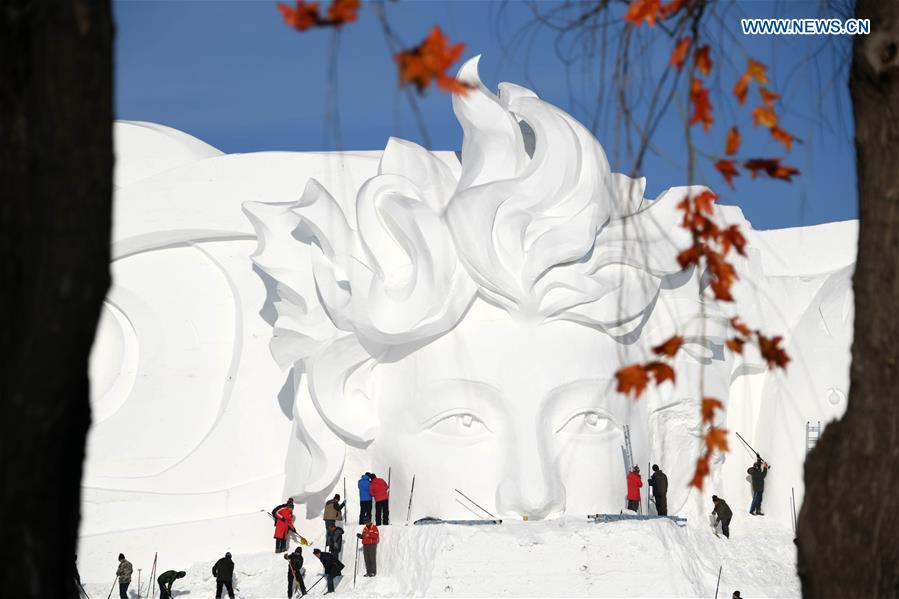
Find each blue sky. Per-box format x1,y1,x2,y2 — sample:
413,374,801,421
115,0,858,229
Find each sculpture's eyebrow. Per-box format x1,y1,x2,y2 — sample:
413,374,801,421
414,378,504,415
424,378,503,397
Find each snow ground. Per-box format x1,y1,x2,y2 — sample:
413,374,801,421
79,513,798,598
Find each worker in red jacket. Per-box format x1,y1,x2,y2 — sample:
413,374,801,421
368,473,390,525
273,498,295,553
626,465,643,513
357,521,380,577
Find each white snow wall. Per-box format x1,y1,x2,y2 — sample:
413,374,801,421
82,88,855,579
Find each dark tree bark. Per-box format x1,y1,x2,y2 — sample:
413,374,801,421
0,1,113,598
798,2,899,597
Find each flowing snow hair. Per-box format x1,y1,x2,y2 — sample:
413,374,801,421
243,57,699,503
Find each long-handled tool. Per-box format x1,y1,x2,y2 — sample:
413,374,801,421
406,474,416,525
714,565,722,598
136,569,142,599
353,535,360,588
735,431,768,464
307,574,326,593
105,576,118,599
454,488,497,519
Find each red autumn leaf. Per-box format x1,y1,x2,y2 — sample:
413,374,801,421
694,190,718,215
759,87,780,107
758,334,791,369
718,224,747,256
326,0,360,25
706,427,729,452
694,45,712,76
690,454,711,489
278,0,320,31
707,252,737,301
624,0,662,26
744,158,800,182
701,397,723,423
670,37,691,71
746,59,768,85
677,244,702,269
725,126,740,155
715,159,740,189
752,105,778,129
395,26,469,95
653,335,684,358
689,77,714,132
710,278,734,301
770,126,794,151
616,364,650,398
730,316,752,337
733,73,750,106
726,337,745,354
646,361,676,385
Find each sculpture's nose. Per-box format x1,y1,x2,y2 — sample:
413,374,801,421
495,432,565,520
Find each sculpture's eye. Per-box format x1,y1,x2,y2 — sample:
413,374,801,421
425,411,490,439
555,410,614,435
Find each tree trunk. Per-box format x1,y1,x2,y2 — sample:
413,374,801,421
0,1,113,597
798,2,899,597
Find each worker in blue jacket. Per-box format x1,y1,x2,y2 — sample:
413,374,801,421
358,472,373,524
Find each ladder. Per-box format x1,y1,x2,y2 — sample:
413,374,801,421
623,424,634,468
806,421,822,455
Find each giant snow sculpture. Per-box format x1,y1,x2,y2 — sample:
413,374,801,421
83,58,854,573
242,57,853,521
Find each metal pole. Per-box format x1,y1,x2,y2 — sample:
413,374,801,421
137,569,142,599
454,488,497,519
106,576,117,599
714,565,722,598
735,431,764,462
791,487,798,533
406,474,416,525
343,477,348,525
353,535,360,588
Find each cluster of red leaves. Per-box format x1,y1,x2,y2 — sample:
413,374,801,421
674,190,746,302
692,398,727,489
726,317,791,369
616,335,682,399
714,60,799,188
668,36,714,132
624,0,689,27
394,26,471,95
277,0,360,31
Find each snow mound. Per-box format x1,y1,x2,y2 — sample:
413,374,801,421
79,517,798,598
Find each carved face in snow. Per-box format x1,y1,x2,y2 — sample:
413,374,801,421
244,56,716,519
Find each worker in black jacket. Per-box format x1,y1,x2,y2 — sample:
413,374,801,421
648,464,669,516
212,552,235,599
712,495,733,538
157,570,186,599
747,457,770,515
285,547,307,597
312,548,344,594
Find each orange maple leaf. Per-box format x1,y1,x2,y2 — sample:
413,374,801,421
646,361,676,385
730,316,752,337
725,337,745,354
616,364,650,398
706,427,729,452
326,0,360,25
752,105,778,129
694,45,712,76
701,397,723,423
689,77,713,132
715,159,739,190
278,0,320,31
624,0,662,26
746,59,768,85
770,126,794,151
759,87,780,107
670,37,691,71
718,224,747,256
395,26,469,95
758,334,791,369
660,0,688,18
744,158,800,182
690,455,711,489
694,190,718,214
725,126,740,155
653,335,684,358
733,74,750,106
677,244,702,269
